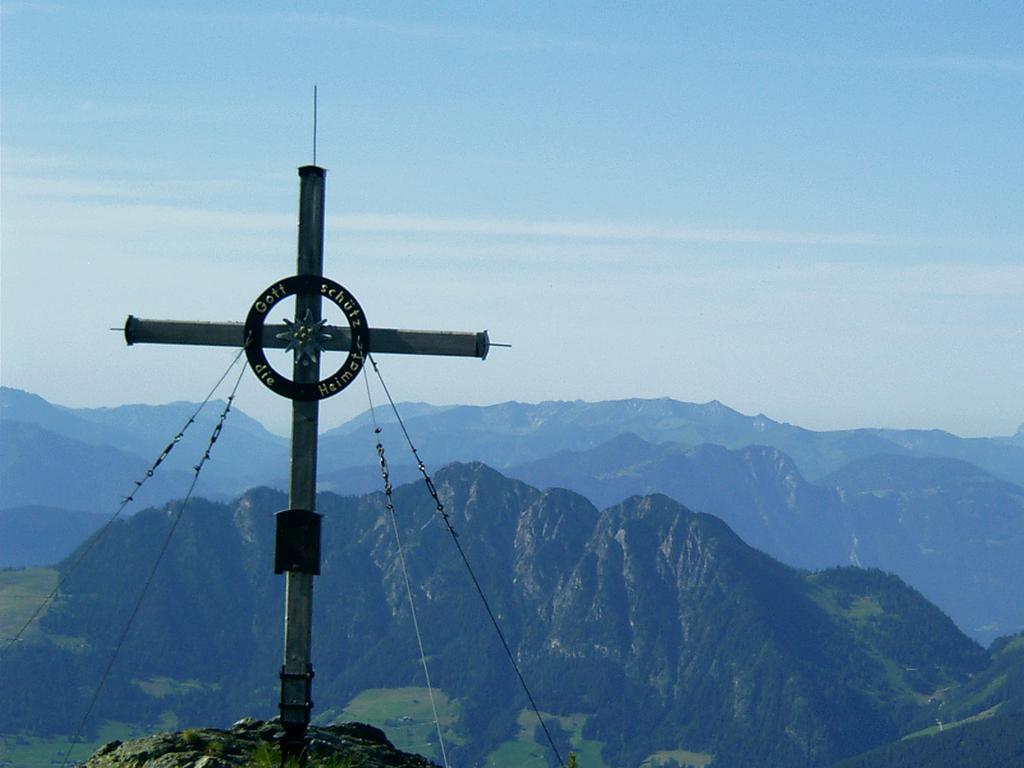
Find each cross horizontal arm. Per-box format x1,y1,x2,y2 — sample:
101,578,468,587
123,316,490,359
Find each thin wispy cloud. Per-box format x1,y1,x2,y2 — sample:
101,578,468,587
3,174,262,203
155,9,624,56
330,213,913,248
5,169,1018,252
291,13,626,54
2,200,291,234
0,146,164,174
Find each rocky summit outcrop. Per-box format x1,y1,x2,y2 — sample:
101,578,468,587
81,718,439,768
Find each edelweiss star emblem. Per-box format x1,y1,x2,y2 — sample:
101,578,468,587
275,308,333,366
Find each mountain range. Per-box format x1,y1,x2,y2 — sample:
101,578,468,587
3,463,1022,767
5,388,1022,512
3,382,1024,765
3,387,1022,645
505,434,1024,645
317,398,1024,486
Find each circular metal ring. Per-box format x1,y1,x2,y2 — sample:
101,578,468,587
243,275,369,400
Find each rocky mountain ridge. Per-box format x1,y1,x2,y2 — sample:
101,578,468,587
0,464,998,767
5,388,1022,513
507,433,1024,643
5,390,1023,648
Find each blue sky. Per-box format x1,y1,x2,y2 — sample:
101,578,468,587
2,2,1022,437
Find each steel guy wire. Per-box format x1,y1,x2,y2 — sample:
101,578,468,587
366,354,567,768
60,358,248,768
0,347,247,660
364,373,451,768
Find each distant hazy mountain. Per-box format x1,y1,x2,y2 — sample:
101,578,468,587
0,420,193,512
321,397,1024,486
868,427,1024,487
0,387,282,455
510,433,851,570
1,388,135,448
1008,424,1024,447
7,388,1020,497
6,388,1022,642
0,465,996,767
826,454,1024,643
318,398,896,480
0,387,288,514
508,434,1024,644
0,506,108,567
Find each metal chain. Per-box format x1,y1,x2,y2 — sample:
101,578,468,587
364,375,451,768
0,348,247,660
60,359,249,767
366,354,567,768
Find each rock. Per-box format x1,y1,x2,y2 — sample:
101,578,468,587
193,757,234,768
80,720,440,768
94,740,122,757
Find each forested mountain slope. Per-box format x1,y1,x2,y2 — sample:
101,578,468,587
0,465,994,767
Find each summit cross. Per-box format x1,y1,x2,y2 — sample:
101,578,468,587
124,165,492,762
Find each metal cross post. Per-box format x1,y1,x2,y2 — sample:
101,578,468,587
123,165,492,763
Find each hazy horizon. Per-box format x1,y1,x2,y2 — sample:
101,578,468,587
4,383,1021,442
